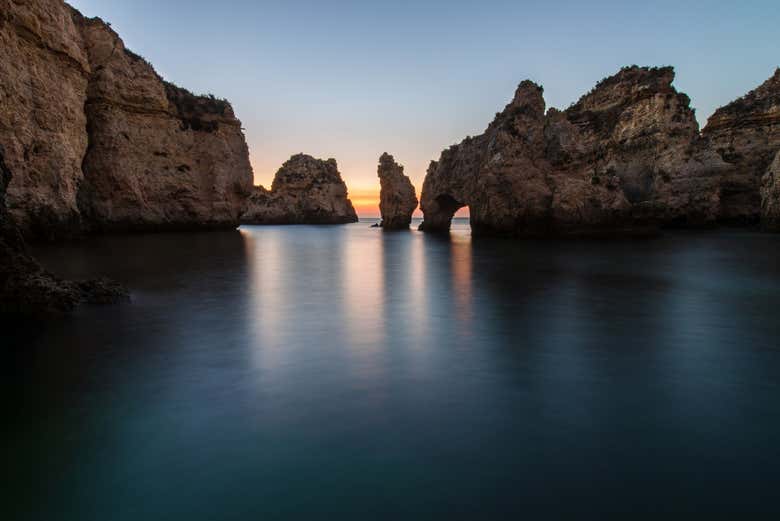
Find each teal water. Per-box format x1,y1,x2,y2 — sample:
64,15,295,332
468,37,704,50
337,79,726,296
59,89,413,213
4,220,780,519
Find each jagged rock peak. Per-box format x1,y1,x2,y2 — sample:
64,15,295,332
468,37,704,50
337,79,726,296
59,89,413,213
701,67,780,222
510,81,545,110
704,67,780,132
241,155,359,225
419,64,734,236
378,153,418,230
272,154,345,192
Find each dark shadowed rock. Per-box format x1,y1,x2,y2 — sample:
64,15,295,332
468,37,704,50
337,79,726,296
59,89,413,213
762,151,780,231
378,153,418,229
0,147,128,314
241,154,358,224
702,68,780,223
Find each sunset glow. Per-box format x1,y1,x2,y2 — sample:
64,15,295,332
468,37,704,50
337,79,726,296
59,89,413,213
68,0,778,224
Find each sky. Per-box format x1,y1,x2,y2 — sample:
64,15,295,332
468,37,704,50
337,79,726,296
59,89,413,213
68,0,779,217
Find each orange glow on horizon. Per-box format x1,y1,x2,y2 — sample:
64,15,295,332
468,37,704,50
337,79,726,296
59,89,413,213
348,187,469,219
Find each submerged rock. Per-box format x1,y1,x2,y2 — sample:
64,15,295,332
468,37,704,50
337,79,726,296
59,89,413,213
0,0,253,239
420,66,780,236
762,151,780,231
241,154,358,225
378,153,418,229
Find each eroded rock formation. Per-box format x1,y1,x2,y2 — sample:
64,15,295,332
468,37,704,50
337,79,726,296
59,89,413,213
241,154,358,224
1,147,127,313
0,0,253,239
420,66,780,236
378,153,417,229
702,68,780,223
762,151,780,231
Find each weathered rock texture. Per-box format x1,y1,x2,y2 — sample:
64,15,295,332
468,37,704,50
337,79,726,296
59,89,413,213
702,68,780,223
0,0,253,239
241,154,358,224
762,151,780,231
378,153,417,229
1,146,127,313
420,66,780,236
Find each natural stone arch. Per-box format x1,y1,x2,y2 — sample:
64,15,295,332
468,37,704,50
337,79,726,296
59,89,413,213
419,193,468,233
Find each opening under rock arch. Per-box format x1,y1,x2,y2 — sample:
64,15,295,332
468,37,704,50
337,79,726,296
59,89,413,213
420,194,467,233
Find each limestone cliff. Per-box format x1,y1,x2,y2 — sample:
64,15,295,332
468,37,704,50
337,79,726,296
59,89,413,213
1,146,127,313
420,77,637,236
762,151,780,231
420,66,778,236
702,68,780,223
241,154,358,225
378,153,417,229
0,0,90,239
0,0,253,239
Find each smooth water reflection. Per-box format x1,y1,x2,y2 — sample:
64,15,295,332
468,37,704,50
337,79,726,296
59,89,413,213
3,221,780,519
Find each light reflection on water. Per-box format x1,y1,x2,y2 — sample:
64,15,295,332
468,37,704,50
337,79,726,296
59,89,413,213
3,222,780,519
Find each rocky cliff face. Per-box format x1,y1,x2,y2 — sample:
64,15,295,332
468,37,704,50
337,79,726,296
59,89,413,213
0,0,253,239
1,146,126,313
702,68,780,223
241,154,358,224
378,153,417,229
0,0,89,239
762,151,780,231
420,66,779,236
420,76,638,236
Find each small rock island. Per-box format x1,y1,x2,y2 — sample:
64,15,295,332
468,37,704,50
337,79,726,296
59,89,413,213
378,153,418,229
241,154,358,225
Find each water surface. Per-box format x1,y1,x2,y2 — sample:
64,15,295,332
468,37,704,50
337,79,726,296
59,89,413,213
4,220,780,519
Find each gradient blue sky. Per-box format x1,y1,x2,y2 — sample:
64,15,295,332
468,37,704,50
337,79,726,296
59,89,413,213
69,0,779,214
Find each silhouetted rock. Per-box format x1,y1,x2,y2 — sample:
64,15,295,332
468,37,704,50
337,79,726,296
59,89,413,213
0,0,253,239
378,153,418,229
241,155,358,224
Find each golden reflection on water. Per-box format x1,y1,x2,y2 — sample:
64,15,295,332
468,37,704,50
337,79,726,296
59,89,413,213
343,230,385,353
450,229,474,337
240,224,478,373
241,228,286,371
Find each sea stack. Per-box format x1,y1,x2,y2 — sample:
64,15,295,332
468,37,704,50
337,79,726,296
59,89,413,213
0,0,254,239
378,153,418,229
241,154,358,224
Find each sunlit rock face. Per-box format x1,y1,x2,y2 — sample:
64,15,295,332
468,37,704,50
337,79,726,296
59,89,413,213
241,154,358,225
762,151,780,231
378,153,417,229
77,16,254,232
702,68,780,224
0,0,90,239
0,147,126,313
419,66,780,236
0,0,253,238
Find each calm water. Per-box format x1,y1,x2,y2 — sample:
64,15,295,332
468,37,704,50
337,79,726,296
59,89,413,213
4,219,780,519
